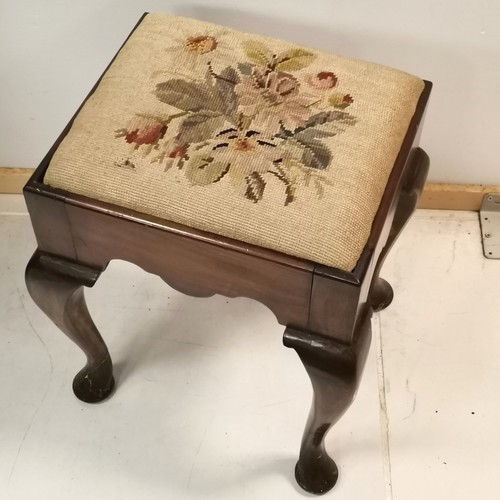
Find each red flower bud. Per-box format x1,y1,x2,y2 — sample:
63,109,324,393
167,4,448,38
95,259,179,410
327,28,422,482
168,144,187,158
308,71,338,89
125,117,167,146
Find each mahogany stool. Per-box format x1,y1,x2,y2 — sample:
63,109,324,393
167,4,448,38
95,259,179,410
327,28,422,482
24,13,431,495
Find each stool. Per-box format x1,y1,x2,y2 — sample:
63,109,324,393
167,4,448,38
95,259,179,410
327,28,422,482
24,13,431,495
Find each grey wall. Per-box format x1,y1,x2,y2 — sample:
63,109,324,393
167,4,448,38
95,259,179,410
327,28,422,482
1,0,499,183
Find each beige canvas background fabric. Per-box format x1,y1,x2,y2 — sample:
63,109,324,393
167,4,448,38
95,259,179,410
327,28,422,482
44,13,424,271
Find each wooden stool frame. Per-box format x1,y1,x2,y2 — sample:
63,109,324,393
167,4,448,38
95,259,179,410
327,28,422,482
23,17,432,495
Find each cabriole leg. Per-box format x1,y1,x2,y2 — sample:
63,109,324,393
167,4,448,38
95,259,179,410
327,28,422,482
370,148,430,311
283,308,372,495
25,250,114,403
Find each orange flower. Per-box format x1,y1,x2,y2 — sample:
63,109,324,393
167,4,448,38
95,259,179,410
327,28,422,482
185,35,217,54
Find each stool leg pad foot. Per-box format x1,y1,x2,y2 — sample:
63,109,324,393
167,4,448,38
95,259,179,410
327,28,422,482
295,454,339,495
73,354,115,403
370,277,394,312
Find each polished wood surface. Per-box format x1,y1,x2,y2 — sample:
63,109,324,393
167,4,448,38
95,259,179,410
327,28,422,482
282,147,430,493
66,202,313,328
25,251,114,403
284,304,372,494
370,147,430,311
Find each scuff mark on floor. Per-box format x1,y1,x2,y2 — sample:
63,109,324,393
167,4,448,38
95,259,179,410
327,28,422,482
8,285,54,489
446,239,458,273
403,378,417,420
186,415,214,492
374,315,394,500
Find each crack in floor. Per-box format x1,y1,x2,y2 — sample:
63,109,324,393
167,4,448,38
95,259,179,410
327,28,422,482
374,314,393,500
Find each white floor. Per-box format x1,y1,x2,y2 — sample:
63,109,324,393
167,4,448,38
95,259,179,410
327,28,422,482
1,194,499,500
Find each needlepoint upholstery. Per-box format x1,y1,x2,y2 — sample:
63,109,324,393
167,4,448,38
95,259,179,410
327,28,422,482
44,13,424,271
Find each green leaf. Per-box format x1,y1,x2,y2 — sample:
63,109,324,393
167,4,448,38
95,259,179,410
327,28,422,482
300,140,331,170
242,40,273,67
237,62,254,75
275,111,355,141
294,127,335,142
184,155,231,186
328,91,352,109
269,167,295,205
176,112,226,144
298,110,356,132
275,48,316,72
212,66,240,121
155,79,212,112
245,172,266,202
276,110,356,169
314,178,327,200
287,137,331,170
155,79,228,114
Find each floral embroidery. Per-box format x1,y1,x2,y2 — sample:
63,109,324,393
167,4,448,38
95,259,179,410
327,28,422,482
116,116,167,148
156,28,234,77
115,35,357,205
235,68,312,132
185,35,218,54
329,92,354,109
307,71,338,89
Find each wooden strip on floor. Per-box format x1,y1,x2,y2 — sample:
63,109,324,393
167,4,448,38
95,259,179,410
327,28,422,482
0,167,33,194
1,167,500,211
417,183,500,211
